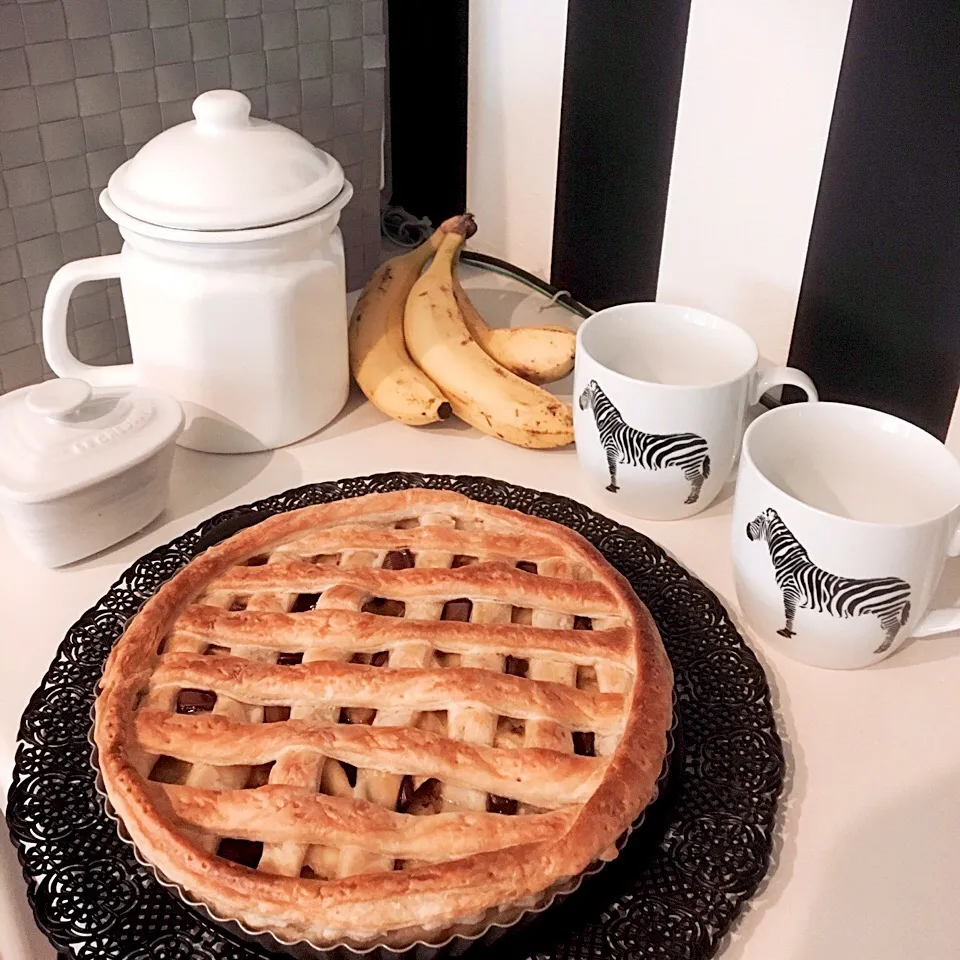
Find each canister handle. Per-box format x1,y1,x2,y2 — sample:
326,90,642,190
42,255,136,387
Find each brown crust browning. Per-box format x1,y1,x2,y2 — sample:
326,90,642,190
135,711,605,807
271,524,563,560
154,783,579,859
209,562,621,617
94,488,673,946
172,606,634,663
152,655,627,732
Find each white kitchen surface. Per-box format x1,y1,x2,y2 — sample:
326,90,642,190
2,264,959,960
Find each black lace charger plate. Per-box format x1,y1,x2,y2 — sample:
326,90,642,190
7,473,784,960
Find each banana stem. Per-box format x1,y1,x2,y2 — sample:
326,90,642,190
396,214,474,270
438,213,478,240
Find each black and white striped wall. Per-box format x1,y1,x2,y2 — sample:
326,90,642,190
458,0,960,455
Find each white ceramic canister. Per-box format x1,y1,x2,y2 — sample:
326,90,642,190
0,378,183,567
42,90,354,454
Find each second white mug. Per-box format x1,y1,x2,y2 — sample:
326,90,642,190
574,303,818,520
732,401,960,668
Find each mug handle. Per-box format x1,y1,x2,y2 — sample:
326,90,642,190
910,524,960,638
752,366,818,405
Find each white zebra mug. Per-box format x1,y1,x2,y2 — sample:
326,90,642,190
573,302,817,520
732,401,960,669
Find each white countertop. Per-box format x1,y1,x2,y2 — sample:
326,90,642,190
2,267,959,960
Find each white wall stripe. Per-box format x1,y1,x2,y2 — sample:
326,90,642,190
656,0,853,365
466,0,569,280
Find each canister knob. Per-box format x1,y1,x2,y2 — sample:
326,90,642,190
25,379,92,421
193,90,252,132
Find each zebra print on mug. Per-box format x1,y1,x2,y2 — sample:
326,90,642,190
746,507,912,653
578,380,711,504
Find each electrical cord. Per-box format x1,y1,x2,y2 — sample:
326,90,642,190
380,205,433,248
379,207,593,322
460,250,593,320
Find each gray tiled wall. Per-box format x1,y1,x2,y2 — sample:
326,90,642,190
0,0,385,394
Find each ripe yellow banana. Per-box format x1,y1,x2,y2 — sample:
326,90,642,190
348,228,451,426
404,217,573,449
453,264,576,384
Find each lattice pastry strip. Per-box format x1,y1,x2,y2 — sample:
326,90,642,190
179,573,298,851
183,592,286,790
258,587,368,877
305,550,387,880
524,558,578,756
133,567,298,853
132,632,207,781
591,616,635,758
443,596,510,812
340,512,456,877
260,550,381,878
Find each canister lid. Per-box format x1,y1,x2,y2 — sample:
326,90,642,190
0,379,183,503
104,90,346,231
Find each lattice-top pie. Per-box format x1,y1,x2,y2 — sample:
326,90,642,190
94,489,673,948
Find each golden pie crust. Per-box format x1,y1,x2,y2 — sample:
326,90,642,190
94,489,673,947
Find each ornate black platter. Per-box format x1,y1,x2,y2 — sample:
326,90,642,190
7,473,784,960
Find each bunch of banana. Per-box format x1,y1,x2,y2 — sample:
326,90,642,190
348,214,575,448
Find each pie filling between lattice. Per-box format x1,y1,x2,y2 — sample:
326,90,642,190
95,490,673,948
